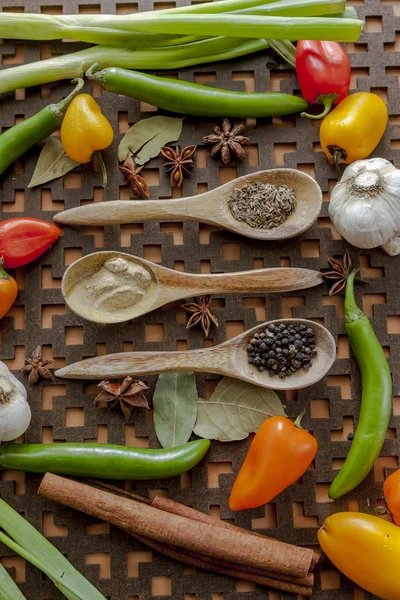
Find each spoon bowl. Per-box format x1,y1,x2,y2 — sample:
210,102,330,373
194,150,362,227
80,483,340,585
62,251,323,324
55,319,336,390
54,169,322,240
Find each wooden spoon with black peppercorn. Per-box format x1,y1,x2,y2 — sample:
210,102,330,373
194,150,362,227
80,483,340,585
54,169,322,241
56,319,336,391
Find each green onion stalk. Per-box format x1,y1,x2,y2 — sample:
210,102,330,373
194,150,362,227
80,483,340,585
0,0,284,42
0,37,270,93
0,562,27,600
76,14,362,41
0,498,107,600
0,11,361,44
0,0,347,44
236,0,346,17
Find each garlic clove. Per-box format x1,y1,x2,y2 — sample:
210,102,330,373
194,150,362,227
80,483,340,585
381,237,400,256
0,398,31,442
0,361,31,442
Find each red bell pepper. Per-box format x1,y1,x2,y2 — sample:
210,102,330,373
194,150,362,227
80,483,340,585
0,218,60,268
296,41,351,120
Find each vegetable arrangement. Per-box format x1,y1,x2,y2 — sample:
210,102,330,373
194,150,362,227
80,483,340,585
0,1,362,95
1,0,399,598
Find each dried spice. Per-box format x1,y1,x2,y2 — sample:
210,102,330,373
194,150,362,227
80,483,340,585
119,153,149,198
160,145,196,188
194,378,285,442
182,295,219,337
246,323,317,378
94,376,149,421
74,257,153,313
203,118,249,165
22,346,54,385
118,116,183,164
39,475,318,597
28,137,80,188
153,372,198,448
229,182,297,229
322,249,352,295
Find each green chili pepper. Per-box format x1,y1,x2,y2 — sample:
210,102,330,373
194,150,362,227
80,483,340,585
86,64,308,118
0,78,84,178
0,439,210,480
329,270,392,499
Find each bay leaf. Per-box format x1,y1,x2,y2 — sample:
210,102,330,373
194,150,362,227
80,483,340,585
28,137,80,188
118,116,183,164
194,377,286,442
153,372,198,449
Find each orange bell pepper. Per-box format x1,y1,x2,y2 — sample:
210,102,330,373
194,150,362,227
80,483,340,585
0,258,18,320
384,469,400,526
229,411,317,511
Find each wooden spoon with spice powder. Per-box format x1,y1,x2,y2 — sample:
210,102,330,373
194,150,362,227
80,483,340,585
54,168,322,241
61,251,323,325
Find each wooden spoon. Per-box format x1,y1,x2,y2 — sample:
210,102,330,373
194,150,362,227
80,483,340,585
55,319,336,390
62,251,323,324
54,169,322,240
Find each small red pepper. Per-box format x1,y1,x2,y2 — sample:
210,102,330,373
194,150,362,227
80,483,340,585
296,41,351,120
0,218,60,268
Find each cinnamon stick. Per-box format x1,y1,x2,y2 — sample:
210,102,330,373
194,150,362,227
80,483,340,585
39,474,314,578
152,495,320,572
89,482,314,587
179,544,314,587
133,533,313,596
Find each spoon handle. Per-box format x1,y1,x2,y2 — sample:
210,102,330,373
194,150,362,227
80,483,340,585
158,268,323,295
54,199,200,226
55,347,232,380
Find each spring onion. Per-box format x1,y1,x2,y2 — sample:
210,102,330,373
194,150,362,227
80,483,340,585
0,562,26,600
236,0,346,17
0,0,349,44
0,498,107,600
0,38,269,93
76,14,362,42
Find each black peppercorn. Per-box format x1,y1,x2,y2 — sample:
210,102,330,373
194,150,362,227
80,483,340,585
246,322,317,378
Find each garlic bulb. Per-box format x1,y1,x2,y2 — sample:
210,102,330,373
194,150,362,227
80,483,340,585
0,361,31,442
329,158,400,255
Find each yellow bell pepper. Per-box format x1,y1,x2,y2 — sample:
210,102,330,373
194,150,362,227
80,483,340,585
61,94,114,184
318,512,400,600
320,92,388,165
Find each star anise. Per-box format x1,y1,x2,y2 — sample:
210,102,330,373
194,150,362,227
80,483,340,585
160,145,196,188
94,376,149,422
182,295,219,337
120,153,149,198
322,249,352,295
203,118,249,165
22,346,54,385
